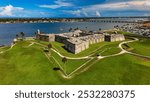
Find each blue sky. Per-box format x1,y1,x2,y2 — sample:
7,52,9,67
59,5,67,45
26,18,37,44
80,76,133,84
0,0,150,17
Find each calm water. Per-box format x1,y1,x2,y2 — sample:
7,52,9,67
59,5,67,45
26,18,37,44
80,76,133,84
0,22,124,45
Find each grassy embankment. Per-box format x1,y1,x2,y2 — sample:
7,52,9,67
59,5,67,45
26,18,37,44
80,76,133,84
0,46,10,52
50,50,89,75
0,41,63,84
0,36,149,84
69,54,150,85
122,35,150,56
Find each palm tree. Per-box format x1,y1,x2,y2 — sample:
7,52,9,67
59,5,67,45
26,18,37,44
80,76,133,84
35,32,37,35
62,57,67,63
47,43,52,55
16,34,19,40
62,57,67,75
48,43,52,49
69,27,72,32
20,32,25,40
74,27,79,30
85,27,87,30
99,28,101,31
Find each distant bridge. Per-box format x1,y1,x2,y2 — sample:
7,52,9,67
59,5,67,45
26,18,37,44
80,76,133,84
86,18,149,23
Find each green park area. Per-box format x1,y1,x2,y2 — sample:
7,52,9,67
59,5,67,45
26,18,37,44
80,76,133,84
0,35,149,85
123,38,150,56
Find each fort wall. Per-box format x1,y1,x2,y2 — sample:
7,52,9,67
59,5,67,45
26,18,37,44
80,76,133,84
36,30,125,54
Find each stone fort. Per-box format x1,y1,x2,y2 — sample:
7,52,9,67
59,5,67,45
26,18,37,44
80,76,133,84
36,30,125,54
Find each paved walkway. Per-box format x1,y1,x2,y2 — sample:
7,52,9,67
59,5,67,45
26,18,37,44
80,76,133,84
97,37,139,59
0,44,15,54
27,42,35,47
51,48,92,59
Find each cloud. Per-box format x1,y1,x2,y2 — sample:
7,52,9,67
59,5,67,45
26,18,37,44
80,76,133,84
65,0,150,17
69,10,81,16
0,5,50,17
0,5,24,16
85,0,150,11
83,11,88,17
39,0,73,9
95,11,101,17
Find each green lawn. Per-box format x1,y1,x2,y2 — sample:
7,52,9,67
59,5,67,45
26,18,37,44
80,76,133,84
124,38,150,56
0,46,10,52
0,41,64,85
91,43,121,56
67,54,150,85
0,39,150,85
50,50,89,75
101,47,120,56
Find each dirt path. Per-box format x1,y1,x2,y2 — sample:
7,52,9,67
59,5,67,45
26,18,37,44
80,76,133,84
27,42,35,47
51,48,92,59
97,37,139,59
0,44,15,54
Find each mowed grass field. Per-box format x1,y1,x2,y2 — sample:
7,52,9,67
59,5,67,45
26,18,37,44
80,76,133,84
127,38,150,56
0,46,10,52
50,50,89,74
0,38,150,85
69,54,150,85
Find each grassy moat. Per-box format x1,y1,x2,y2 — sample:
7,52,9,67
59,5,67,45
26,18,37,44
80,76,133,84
0,34,150,85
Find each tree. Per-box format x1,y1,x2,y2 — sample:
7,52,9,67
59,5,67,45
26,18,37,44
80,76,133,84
62,57,67,75
16,34,19,40
35,32,37,35
62,57,67,63
20,32,25,40
74,27,79,30
47,43,52,49
69,27,72,32
47,43,52,55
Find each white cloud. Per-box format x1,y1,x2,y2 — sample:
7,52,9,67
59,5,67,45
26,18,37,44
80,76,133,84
83,11,88,17
0,5,55,17
66,0,150,17
95,11,101,17
64,10,81,16
0,5,24,16
39,0,73,9
144,0,150,6
85,0,150,11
